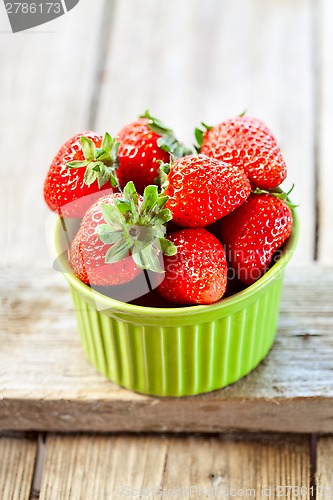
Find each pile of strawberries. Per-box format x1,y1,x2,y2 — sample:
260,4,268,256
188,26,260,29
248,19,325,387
44,111,294,306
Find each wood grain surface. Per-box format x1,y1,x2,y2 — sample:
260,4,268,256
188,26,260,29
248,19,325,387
0,434,37,500
316,436,333,499
39,433,311,499
2,265,333,433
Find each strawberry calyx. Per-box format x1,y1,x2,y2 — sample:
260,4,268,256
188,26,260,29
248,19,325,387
252,184,298,209
155,160,172,191
140,110,193,158
194,122,213,152
97,181,177,273
67,132,120,190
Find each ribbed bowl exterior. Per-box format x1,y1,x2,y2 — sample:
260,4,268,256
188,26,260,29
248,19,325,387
69,273,283,396
52,206,298,397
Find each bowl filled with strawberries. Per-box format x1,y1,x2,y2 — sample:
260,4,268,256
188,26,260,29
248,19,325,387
46,112,299,397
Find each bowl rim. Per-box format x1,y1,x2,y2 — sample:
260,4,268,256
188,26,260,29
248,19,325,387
51,204,299,318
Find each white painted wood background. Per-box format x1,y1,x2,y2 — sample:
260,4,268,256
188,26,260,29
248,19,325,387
1,0,332,268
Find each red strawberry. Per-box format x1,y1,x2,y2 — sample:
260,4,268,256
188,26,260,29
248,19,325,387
70,182,177,287
164,154,251,227
157,228,228,305
44,132,119,218
117,110,192,194
199,116,287,190
220,193,293,285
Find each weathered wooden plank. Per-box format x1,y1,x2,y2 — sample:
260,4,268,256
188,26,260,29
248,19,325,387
0,0,106,266
163,434,311,498
1,265,333,433
317,0,333,264
317,436,333,499
0,434,37,500
96,0,315,264
39,434,311,499
39,434,168,499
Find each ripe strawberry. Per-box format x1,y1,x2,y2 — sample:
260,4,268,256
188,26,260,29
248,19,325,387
220,193,293,286
198,116,287,190
70,182,177,287
117,110,192,194
157,228,228,305
44,132,119,218
164,154,251,227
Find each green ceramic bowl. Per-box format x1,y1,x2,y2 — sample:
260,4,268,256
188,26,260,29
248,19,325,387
52,208,299,397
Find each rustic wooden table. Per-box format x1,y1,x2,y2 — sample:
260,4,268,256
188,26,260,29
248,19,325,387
1,0,333,498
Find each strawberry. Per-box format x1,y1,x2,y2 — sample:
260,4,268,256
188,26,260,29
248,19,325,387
198,115,287,190
116,110,192,194
220,193,293,286
44,132,120,218
70,182,177,287
164,154,251,227
157,228,228,305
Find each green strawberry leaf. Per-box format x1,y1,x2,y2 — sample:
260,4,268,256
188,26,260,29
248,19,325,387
98,166,112,189
140,109,173,135
140,185,159,216
101,132,114,154
157,135,176,153
131,247,145,269
81,136,95,162
155,161,171,191
153,195,169,212
141,245,164,273
132,243,164,273
151,225,167,239
101,203,123,229
123,181,139,207
67,160,88,169
173,143,193,158
105,238,130,264
84,164,98,185
110,174,119,188
114,199,133,217
252,185,299,209
151,209,173,225
159,238,177,256
98,225,123,245
194,127,204,148
140,110,193,160
94,148,103,159
194,122,213,151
